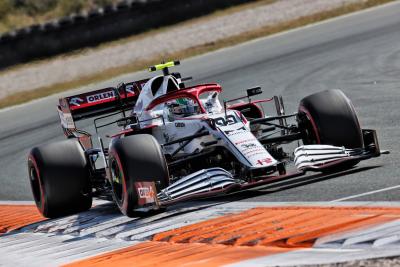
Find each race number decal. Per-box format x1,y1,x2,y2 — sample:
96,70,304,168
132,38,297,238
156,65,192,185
211,112,277,168
213,115,238,126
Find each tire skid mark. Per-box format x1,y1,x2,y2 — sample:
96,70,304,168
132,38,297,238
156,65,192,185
226,211,334,246
201,210,310,245
187,210,312,245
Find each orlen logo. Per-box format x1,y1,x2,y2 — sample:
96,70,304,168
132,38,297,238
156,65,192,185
138,186,155,199
87,91,115,103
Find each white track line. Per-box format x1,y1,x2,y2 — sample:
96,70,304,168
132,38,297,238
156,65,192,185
0,201,35,205
330,185,400,202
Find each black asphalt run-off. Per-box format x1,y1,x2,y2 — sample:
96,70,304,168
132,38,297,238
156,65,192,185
0,2,399,202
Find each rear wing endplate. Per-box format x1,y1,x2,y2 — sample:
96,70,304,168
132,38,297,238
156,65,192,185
58,79,148,130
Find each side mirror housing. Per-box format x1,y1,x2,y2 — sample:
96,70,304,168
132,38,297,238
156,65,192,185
247,86,262,97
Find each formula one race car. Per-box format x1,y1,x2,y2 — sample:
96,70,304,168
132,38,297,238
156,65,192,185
28,61,385,218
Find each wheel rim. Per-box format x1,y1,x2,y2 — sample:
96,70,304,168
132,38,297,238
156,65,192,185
29,164,42,206
110,159,124,205
303,119,318,144
298,110,319,145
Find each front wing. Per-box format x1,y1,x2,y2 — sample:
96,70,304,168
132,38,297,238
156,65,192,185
157,141,384,207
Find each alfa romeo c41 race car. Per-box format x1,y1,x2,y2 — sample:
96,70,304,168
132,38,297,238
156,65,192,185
28,61,385,218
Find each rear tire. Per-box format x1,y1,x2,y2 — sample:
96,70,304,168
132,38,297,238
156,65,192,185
28,140,92,218
108,134,169,217
298,89,363,148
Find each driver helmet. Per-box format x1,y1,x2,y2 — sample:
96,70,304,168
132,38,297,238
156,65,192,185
165,98,199,120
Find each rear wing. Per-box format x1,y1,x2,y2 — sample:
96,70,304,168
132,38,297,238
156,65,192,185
58,79,148,130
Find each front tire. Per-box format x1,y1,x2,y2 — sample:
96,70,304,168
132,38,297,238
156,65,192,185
28,140,92,218
108,134,169,217
298,89,363,149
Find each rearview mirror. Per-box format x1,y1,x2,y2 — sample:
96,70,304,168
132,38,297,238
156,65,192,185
247,86,262,97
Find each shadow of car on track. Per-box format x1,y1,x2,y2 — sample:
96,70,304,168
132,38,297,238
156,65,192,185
192,165,383,203
9,165,381,241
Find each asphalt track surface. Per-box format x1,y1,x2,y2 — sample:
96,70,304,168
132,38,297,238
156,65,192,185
0,2,399,202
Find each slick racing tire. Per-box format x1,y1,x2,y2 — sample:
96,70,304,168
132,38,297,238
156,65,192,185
298,89,363,149
28,140,92,218
108,134,169,217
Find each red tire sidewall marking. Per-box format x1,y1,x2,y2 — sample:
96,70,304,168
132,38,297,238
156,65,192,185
299,105,321,144
28,155,46,214
109,150,129,213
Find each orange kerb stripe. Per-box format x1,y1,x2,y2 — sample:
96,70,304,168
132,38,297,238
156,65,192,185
153,206,400,247
64,241,294,267
0,205,44,235
64,206,400,267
